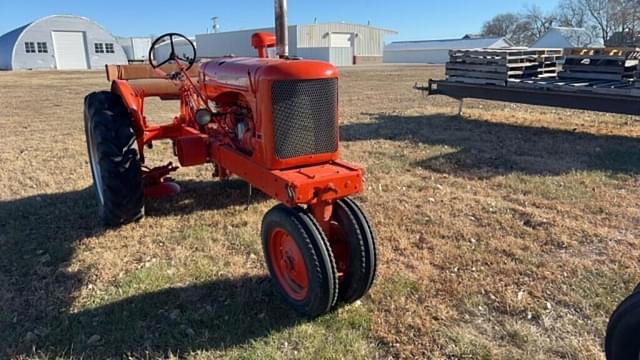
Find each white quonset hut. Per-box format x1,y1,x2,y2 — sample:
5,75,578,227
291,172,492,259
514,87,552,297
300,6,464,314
384,35,514,64
196,23,396,66
0,15,127,70
531,27,604,49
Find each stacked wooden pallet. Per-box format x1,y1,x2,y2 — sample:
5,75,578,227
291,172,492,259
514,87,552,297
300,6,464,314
559,48,640,81
446,48,563,86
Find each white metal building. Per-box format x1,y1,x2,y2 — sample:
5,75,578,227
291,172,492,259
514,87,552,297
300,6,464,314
0,15,128,70
531,27,604,49
116,36,152,63
196,23,396,66
153,37,197,64
384,36,514,64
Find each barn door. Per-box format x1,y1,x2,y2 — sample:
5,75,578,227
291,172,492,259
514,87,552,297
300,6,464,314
52,31,88,70
329,33,354,66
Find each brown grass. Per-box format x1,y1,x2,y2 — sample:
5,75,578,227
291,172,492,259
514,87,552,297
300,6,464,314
1,65,639,359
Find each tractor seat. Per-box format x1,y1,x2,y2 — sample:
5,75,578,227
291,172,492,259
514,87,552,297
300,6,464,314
106,64,200,100
127,78,198,99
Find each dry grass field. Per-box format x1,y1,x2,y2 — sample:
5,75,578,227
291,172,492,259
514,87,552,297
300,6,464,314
1,65,639,359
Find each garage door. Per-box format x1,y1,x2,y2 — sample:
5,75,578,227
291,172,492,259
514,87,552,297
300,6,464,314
329,33,354,66
52,31,88,70
330,33,352,48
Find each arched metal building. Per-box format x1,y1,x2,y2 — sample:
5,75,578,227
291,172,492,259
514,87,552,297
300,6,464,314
0,15,128,70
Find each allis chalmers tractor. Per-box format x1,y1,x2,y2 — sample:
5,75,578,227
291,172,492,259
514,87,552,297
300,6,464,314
83,0,376,317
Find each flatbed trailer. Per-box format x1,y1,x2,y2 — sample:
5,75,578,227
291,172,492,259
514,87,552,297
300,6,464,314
421,79,640,116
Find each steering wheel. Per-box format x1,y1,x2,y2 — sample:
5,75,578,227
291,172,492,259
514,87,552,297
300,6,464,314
149,33,197,71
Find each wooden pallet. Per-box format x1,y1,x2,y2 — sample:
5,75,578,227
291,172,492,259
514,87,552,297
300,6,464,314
564,47,640,60
559,48,640,81
450,48,563,57
560,60,637,81
446,48,563,85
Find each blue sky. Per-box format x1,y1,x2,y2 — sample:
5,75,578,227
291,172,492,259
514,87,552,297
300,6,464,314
0,1,559,41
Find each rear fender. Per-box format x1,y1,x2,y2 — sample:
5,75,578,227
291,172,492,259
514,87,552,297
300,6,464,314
111,80,145,135
110,80,147,160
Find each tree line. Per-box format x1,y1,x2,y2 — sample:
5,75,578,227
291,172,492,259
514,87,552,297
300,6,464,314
481,0,640,47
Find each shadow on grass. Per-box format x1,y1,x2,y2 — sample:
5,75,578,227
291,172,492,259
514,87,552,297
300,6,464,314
45,275,300,357
146,178,269,217
0,179,293,358
342,113,640,178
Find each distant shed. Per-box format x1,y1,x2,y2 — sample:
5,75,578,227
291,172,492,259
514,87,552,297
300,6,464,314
116,36,152,63
384,36,513,64
531,27,604,48
0,15,127,70
196,23,397,66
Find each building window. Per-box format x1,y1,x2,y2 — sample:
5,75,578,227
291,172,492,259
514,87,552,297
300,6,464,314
37,42,48,53
105,43,114,54
24,42,36,53
94,43,104,53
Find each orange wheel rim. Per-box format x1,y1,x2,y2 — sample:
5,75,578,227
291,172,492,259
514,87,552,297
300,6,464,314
269,228,309,301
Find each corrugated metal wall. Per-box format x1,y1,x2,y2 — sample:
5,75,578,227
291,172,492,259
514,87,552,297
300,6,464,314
296,23,387,56
296,47,330,62
384,38,513,64
0,25,28,69
196,26,298,58
296,46,355,66
329,47,353,66
132,38,152,60
384,49,451,64
195,23,393,66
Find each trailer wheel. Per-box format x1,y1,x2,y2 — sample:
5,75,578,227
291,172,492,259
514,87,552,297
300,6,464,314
262,204,338,317
329,198,377,304
84,91,144,226
605,287,640,360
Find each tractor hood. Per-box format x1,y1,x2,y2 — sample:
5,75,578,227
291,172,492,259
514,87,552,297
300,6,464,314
200,57,339,90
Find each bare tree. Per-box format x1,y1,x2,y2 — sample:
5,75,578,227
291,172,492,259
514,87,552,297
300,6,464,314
481,8,556,46
481,13,521,38
557,0,588,27
579,0,615,43
610,0,640,45
522,4,557,38
480,0,640,47
510,20,538,46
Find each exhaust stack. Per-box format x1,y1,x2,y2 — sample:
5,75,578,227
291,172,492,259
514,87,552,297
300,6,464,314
274,0,288,58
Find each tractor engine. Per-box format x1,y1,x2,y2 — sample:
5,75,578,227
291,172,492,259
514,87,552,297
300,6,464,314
218,99,255,155
200,58,340,170
232,104,254,154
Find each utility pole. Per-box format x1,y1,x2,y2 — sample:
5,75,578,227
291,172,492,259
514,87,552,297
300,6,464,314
211,17,220,33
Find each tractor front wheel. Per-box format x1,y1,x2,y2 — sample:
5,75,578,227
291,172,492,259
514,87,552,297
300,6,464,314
329,198,377,304
262,204,338,317
84,91,144,226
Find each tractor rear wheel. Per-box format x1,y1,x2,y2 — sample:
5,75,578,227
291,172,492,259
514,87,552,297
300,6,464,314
605,286,640,360
262,204,338,317
84,91,144,226
329,198,377,304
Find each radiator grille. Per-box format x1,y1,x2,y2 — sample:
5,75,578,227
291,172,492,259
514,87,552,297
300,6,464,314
272,79,338,159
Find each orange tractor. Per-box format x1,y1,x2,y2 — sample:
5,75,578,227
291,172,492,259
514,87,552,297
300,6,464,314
83,0,376,317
